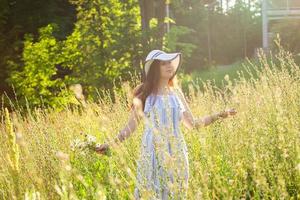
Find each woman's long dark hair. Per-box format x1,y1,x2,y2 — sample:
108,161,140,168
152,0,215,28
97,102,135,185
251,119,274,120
131,60,177,111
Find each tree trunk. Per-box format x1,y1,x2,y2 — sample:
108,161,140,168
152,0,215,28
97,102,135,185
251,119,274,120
138,0,155,32
138,0,166,48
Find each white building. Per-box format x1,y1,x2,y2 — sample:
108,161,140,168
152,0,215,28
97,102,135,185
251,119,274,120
262,0,300,50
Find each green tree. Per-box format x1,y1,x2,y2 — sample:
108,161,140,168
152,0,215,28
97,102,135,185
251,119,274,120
9,24,73,108
0,0,76,100
67,0,142,99
8,0,143,107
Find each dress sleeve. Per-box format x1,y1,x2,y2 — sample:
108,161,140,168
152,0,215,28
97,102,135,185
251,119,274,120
177,95,187,113
174,88,187,114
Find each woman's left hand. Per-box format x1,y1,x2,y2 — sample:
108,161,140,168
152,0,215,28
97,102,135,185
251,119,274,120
95,143,110,155
219,108,237,118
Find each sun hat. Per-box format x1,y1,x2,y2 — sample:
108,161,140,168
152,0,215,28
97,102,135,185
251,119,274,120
143,50,182,77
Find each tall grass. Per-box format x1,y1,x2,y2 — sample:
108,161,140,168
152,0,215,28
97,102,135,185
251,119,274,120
0,46,299,199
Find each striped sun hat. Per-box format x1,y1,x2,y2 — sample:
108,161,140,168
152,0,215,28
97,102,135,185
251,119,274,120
144,50,182,77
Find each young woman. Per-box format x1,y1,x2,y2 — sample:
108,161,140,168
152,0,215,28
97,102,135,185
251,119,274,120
96,50,237,199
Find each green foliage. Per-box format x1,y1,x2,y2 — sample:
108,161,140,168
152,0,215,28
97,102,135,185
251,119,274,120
67,0,142,98
70,150,111,199
163,25,197,65
140,16,170,58
7,0,142,108
0,0,76,99
9,24,74,108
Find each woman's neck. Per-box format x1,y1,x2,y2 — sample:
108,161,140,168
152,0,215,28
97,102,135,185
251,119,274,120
157,79,171,94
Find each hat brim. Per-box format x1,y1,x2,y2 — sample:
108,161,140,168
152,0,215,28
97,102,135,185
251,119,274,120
144,52,181,78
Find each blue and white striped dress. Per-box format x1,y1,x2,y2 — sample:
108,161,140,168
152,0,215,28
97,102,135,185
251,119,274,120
134,91,189,199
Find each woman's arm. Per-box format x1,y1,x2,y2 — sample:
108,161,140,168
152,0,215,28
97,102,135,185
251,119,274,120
96,102,142,154
112,105,141,144
176,88,236,130
183,110,231,129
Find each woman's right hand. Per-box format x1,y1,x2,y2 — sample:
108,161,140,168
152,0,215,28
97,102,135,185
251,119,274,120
95,143,110,155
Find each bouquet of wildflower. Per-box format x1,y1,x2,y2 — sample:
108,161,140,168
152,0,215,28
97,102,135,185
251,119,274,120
70,133,111,156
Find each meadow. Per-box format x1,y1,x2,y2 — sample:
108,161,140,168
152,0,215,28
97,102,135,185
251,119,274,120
0,47,299,199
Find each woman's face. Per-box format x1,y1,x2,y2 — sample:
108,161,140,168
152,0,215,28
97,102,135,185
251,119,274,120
159,60,175,80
